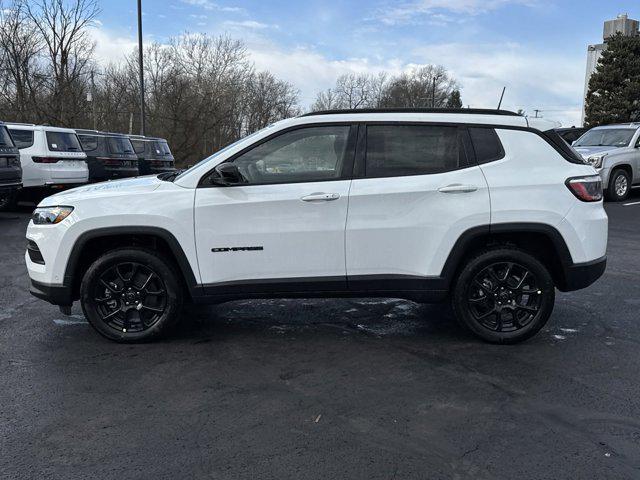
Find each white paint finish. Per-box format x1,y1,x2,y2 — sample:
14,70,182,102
346,166,490,277
556,200,608,263
481,129,597,226
194,180,351,284
7,124,88,188
26,177,199,286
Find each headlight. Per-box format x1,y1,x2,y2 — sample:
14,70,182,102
32,206,74,225
587,154,606,169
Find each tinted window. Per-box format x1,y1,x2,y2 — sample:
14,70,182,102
131,139,145,154
152,140,171,156
468,127,505,164
78,134,99,151
106,136,135,154
8,129,33,149
46,132,81,152
0,126,15,147
229,126,350,185
365,125,464,177
574,128,635,148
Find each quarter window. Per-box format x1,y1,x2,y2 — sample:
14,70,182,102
365,125,466,177
8,129,34,149
229,126,351,185
468,127,505,164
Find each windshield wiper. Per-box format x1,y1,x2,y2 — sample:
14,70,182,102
158,169,184,182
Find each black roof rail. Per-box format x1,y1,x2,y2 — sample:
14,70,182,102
300,108,521,117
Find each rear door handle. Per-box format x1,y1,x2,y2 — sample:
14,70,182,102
301,193,340,202
437,184,478,194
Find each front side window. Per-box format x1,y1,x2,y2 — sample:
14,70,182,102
106,136,135,154
574,128,636,148
46,132,81,152
365,125,465,177
8,129,33,149
229,126,350,185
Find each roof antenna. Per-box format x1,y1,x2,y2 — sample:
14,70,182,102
497,87,506,110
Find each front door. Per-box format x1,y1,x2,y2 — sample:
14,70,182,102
194,124,357,294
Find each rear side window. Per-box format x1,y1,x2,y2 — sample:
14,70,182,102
365,125,466,177
468,127,505,164
78,134,99,151
0,126,15,147
8,129,33,149
46,132,81,152
106,137,134,154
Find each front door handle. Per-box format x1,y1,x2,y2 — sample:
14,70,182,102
438,184,478,194
301,193,340,202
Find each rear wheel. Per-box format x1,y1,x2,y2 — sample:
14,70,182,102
80,248,183,342
451,248,555,344
606,169,630,202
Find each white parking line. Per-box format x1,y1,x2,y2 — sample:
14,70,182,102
623,201,640,207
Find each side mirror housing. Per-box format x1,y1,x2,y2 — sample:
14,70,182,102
209,163,245,186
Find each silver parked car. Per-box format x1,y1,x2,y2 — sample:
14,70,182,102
573,123,640,201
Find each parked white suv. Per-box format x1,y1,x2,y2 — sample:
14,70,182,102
25,109,608,344
6,124,88,196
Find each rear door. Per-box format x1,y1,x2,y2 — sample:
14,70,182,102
345,123,490,291
194,124,357,293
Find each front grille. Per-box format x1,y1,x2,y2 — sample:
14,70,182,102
27,240,45,265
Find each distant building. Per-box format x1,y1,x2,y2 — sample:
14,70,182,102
582,14,639,125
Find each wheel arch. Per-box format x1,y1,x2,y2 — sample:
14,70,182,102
441,223,574,291
64,227,200,301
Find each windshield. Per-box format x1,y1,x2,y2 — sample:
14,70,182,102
46,131,81,152
107,136,135,154
173,129,267,182
0,126,15,147
574,128,636,148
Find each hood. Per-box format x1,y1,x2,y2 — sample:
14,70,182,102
40,175,162,206
573,145,620,159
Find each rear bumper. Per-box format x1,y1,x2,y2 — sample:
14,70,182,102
559,256,607,292
87,158,139,181
29,279,73,306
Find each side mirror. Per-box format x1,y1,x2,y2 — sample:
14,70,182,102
210,163,245,186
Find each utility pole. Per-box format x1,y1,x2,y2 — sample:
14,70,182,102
90,70,97,130
431,77,436,108
534,109,541,118
137,0,146,136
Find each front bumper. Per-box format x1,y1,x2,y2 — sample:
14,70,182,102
558,256,607,292
29,279,73,306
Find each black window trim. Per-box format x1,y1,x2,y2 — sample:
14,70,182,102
198,122,359,188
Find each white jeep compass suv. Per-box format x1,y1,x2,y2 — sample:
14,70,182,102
25,109,608,344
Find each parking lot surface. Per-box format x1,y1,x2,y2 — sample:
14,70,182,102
2,196,640,480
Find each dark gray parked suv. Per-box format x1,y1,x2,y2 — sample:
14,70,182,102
0,122,22,211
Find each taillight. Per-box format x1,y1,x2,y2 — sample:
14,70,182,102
566,175,603,202
32,156,59,164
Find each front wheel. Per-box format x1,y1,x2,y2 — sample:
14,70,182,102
80,248,183,342
606,169,631,202
451,248,555,344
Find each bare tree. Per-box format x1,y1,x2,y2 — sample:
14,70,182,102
25,0,100,126
380,65,458,108
0,1,44,121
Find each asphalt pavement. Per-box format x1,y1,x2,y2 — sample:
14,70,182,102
1,195,640,479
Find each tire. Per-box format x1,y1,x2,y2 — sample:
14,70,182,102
0,190,16,212
80,248,183,342
451,248,555,344
606,169,631,202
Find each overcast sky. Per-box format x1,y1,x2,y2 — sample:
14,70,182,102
91,0,640,126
